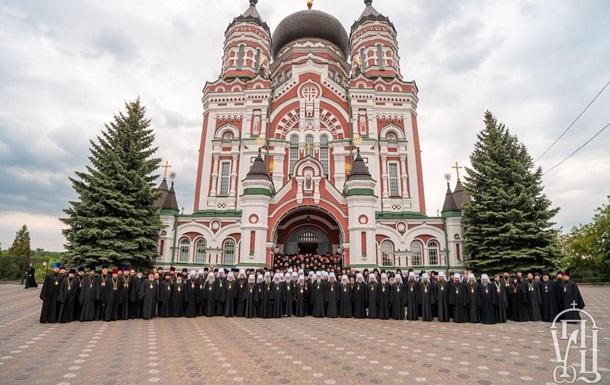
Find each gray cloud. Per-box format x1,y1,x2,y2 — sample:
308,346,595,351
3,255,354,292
1,0,609,250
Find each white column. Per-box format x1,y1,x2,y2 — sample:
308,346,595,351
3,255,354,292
381,154,389,198
210,153,219,197
229,154,238,196
400,155,409,198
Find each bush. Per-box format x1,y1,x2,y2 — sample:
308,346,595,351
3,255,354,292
0,256,22,280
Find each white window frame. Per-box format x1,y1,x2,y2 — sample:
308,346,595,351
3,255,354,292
219,161,231,196
388,161,400,197
410,240,423,266
428,240,439,265
194,238,206,264
178,237,191,263
222,239,236,265
381,240,394,267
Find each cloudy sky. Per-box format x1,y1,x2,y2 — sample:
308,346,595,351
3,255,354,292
1,0,609,251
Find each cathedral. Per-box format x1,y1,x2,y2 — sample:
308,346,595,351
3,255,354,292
154,0,467,271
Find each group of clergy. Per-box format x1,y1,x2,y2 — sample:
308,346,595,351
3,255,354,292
38,263,585,325
272,253,343,275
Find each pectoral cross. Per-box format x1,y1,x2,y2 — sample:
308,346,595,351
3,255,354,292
161,161,171,179
452,161,463,181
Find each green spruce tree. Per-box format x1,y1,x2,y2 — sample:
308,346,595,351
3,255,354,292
462,111,560,273
8,224,32,269
62,99,162,269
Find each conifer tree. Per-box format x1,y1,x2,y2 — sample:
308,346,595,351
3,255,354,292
62,99,162,269
8,224,32,268
463,111,560,273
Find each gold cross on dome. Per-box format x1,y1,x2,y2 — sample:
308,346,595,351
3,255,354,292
307,0,313,10
161,161,171,178
452,161,463,181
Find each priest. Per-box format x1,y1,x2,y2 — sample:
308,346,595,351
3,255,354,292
352,273,367,319
79,267,98,321
492,274,507,323
419,273,435,322
560,271,585,320
378,273,391,320
448,273,468,323
139,271,158,320
339,275,352,318
540,273,559,322
525,272,542,321
479,274,497,324
171,274,186,317
434,272,450,322
405,272,419,321
367,273,380,319
389,273,405,320
57,268,77,323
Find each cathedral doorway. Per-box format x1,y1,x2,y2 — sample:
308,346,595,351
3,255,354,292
273,206,342,256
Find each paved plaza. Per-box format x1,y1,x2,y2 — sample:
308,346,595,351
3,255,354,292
0,284,608,385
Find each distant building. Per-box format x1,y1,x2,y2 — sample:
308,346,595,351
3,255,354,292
155,1,466,270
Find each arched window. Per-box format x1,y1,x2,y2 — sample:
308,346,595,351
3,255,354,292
222,239,236,265
381,240,394,267
410,240,423,266
299,231,318,244
428,240,439,265
320,134,329,175
178,237,191,263
386,132,398,142
305,134,314,156
289,134,299,174
222,131,233,142
194,238,207,264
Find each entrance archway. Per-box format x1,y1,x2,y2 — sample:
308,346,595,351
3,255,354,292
273,206,342,256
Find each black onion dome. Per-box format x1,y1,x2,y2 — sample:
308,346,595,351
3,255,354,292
245,149,271,181
272,10,350,59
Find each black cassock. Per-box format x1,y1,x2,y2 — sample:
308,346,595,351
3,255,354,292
128,277,142,319
466,283,480,323
501,278,512,319
378,282,390,320
236,280,247,317
352,282,366,318
294,283,308,317
171,281,185,317
405,280,419,320
366,282,379,319
561,280,585,320
525,280,542,321
40,273,62,323
389,282,405,320
448,282,468,323
326,281,340,318
25,266,37,288
339,283,352,318
118,276,130,320
158,280,173,318
224,282,237,317
479,284,497,324
97,274,111,321
254,283,264,317
541,281,559,322
492,282,508,323
79,275,98,321
434,281,450,322
57,277,76,323
184,279,198,318
511,280,529,322
103,278,122,321
73,276,84,321
271,282,283,318
215,280,226,316
311,281,326,317
419,282,435,321
260,282,274,318
203,281,217,316
243,283,257,318
284,282,294,317
139,279,158,320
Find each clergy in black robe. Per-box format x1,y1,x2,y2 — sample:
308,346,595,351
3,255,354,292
367,274,380,319
25,263,37,288
195,272,207,316
405,273,419,321
203,274,217,316
510,278,529,322
390,275,405,320
40,264,63,323
139,273,158,320
259,275,274,318
540,273,559,322
270,274,283,318
339,275,353,318
492,274,507,323
72,267,85,321
215,273,227,316
79,271,98,321
236,271,248,317
224,273,237,317
103,271,122,321
419,274,435,322
479,274,497,324
294,276,308,317
554,272,565,317
501,273,512,319
325,274,340,318
97,269,111,321
524,273,542,321
118,270,131,320
254,275,264,317
353,274,367,318
57,269,77,323
560,274,585,320
284,273,296,317
465,275,480,323
158,276,173,318
434,272,450,322
378,273,391,320
244,275,258,318
448,274,468,323
171,276,186,317
310,275,326,318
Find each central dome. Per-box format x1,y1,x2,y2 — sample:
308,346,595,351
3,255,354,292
272,10,349,59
